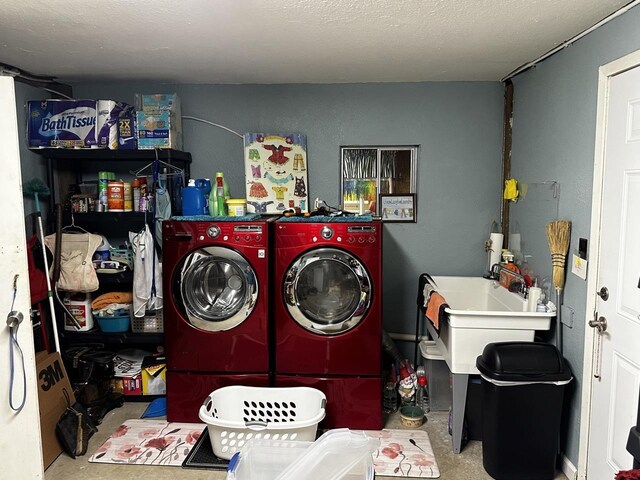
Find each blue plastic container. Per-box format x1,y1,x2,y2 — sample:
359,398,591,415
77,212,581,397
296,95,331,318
182,183,205,216
195,178,211,214
96,315,130,333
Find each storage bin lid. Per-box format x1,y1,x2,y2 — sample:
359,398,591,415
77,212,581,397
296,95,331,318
419,340,444,361
476,341,572,382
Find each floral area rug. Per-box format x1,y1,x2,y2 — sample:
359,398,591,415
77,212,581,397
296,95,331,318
364,429,440,478
89,419,204,466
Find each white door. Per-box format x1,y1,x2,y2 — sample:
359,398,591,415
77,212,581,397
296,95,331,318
0,77,44,477
587,65,640,477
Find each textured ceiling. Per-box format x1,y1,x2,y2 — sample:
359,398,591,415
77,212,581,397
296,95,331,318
0,0,632,84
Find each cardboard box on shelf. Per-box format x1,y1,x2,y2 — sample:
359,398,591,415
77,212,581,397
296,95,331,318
134,93,182,150
136,111,182,150
141,355,166,395
36,350,76,469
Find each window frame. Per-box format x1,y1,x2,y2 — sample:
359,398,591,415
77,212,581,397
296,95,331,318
340,145,418,216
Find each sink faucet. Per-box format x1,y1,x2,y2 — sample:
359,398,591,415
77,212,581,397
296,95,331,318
497,266,528,297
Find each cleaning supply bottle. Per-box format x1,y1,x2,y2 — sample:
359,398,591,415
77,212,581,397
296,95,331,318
195,178,212,215
416,374,430,414
183,179,205,216
215,172,227,216
208,184,217,216
528,279,542,312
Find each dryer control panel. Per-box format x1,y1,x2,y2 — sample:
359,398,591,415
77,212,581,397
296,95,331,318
277,222,380,247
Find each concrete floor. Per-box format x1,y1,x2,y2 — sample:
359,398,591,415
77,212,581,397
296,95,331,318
45,403,569,479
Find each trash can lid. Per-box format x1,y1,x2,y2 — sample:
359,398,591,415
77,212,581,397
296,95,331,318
476,341,572,382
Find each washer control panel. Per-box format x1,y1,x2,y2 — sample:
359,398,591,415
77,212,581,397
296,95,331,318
169,222,267,247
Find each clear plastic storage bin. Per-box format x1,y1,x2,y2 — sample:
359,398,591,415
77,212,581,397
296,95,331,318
226,429,377,480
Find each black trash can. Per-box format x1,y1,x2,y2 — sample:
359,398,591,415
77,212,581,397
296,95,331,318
476,342,572,480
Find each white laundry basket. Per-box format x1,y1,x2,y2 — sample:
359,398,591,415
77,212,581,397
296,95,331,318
198,385,326,460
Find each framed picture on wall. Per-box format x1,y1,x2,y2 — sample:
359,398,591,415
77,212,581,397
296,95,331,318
244,133,309,214
379,194,416,223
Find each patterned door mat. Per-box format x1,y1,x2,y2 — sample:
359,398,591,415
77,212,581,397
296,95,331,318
364,429,440,478
89,419,204,467
182,427,229,470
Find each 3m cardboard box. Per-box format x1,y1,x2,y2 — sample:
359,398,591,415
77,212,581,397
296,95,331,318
36,351,75,469
141,355,166,395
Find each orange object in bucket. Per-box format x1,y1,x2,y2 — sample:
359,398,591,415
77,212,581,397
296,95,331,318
108,180,125,212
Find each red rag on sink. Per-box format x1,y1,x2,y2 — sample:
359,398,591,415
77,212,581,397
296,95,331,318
426,292,448,330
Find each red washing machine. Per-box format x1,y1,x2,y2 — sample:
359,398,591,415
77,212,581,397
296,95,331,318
163,219,273,422
273,218,383,430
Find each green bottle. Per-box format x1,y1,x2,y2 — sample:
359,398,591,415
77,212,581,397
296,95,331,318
215,172,226,216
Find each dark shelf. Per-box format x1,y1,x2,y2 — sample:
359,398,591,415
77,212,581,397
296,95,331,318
60,329,164,346
32,148,192,163
71,211,147,230
123,394,165,403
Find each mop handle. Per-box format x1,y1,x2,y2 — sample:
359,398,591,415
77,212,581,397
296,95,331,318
37,213,60,353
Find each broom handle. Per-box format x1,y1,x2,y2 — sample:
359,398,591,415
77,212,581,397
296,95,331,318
556,288,563,354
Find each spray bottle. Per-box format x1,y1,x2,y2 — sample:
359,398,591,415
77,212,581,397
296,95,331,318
215,172,227,216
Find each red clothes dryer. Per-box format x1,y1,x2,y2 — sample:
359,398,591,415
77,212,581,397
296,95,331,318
273,218,383,429
163,219,272,422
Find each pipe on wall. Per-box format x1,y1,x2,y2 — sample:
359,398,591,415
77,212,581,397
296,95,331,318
500,81,514,244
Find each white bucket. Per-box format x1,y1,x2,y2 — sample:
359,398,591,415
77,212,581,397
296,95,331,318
63,293,94,331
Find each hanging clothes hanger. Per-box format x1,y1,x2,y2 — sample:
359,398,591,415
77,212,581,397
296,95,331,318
61,213,90,234
130,151,184,178
131,161,183,178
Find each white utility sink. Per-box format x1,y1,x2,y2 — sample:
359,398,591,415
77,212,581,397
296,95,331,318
428,276,554,375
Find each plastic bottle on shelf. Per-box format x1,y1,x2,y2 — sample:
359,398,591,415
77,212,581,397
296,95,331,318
139,177,148,212
132,178,141,212
416,374,430,414
215,172,227,216
383,365,398,414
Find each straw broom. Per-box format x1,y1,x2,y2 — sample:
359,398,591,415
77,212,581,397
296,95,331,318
546,220,571,354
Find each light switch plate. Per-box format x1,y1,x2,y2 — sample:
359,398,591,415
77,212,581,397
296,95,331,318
571,254,587,280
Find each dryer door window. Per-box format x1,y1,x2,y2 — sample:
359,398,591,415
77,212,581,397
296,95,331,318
284,247,371,335
178,247,258,332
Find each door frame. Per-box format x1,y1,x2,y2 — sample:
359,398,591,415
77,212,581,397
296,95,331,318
577,48,640,479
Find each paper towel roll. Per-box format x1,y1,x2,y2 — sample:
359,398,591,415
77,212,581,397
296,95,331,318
487,233,504,270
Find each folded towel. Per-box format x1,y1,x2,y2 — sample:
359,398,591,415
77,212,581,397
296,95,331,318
422,284,436,307
91,292,133,310
426,292,448,330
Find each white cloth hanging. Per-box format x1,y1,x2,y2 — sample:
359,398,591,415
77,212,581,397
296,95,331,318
129,225,163,317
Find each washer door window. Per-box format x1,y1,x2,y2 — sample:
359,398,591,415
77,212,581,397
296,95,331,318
178,247,258,332
284,248,371,335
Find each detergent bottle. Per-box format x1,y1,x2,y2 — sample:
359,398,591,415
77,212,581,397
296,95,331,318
182,179,205,216
215,172,227,216
195,178,212,215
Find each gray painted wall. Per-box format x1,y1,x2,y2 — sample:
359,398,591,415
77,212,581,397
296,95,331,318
73,82,504,344
510,4,640,465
